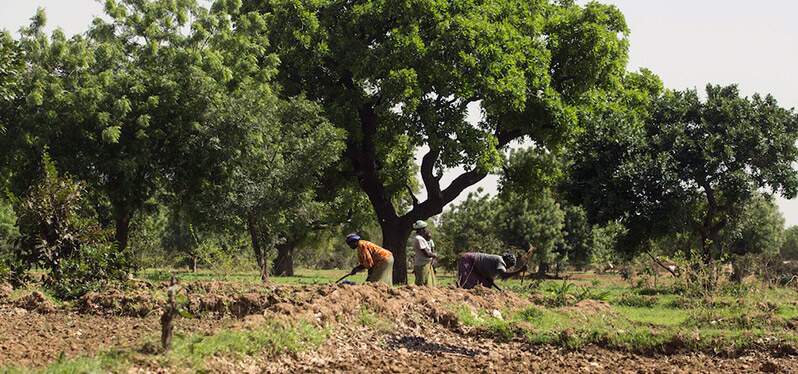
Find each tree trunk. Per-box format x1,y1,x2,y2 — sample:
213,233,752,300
730,255,746,283
191,256,198,273
345,101,512,285
381,222,411,285
537,262,550,276
114,208,131,251
273,241,295,276
247,215,268,283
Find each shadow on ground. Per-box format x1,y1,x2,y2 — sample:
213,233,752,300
385,335,481,357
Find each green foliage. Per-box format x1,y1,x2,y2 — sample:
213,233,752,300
0,32,23,148
234,0,632,283
782,226,798,260
567,83,798,267
559,205,593,270
0,199,18,281
48,241,131,299
193,82,346,277
437,191,503,269
497,191,565,270
727,194,785,257
11,153,129,298
2,0,279,252
589,221,627,270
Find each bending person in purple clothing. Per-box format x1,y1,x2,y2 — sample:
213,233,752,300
457,252,526,290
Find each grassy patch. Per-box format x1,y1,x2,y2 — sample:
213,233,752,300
357,306,394,332
613,293,658,308
451,295,798,355
455,305,516,340
162,320,326,368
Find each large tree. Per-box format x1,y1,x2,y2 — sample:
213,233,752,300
1,1,274,252
0,32,24,188
567,84,798,269
191,86,345,281
240,0,630,282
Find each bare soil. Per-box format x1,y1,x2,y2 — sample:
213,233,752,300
1,282,796,372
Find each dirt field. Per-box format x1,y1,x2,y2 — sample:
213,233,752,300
1,281,796,373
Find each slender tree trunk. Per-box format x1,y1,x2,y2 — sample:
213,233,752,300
114,208,131,251
247,215,268,283
537,262,550,276
273,241,295,276
381,221,411,284
730,256,745,283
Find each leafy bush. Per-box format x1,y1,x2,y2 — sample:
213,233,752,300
47,242,131,299
0,199,18,283
10,153,131,298
615,294,657,308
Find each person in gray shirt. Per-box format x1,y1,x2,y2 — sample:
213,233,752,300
457,252,526,289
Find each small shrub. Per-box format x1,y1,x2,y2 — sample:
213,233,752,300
637,287,671,296
46,242,131,299
665,297,694,309
547,281,576,307
615,294,657,308
10,153,131,299
542,281,610,307
518,306,545,321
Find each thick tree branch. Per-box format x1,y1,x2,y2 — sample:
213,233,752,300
406,128,524,221
420,147,442,203
308,209,354,231
645,252,680,277
405,183,419,208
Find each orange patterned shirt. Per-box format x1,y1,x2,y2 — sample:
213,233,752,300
356,240,393,269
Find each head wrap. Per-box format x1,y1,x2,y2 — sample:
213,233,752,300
345,233,361,244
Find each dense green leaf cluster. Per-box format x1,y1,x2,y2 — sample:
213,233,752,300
566,82,798,265
8,153,130,297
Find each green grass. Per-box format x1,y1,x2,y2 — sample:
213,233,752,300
451,298,798,354
616,306,689,327
162,320,327,369
444,276,798,354
357,306,394,332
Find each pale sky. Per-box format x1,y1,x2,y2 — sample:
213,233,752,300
2,0,797,226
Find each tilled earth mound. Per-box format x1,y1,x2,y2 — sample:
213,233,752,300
1,282,797,372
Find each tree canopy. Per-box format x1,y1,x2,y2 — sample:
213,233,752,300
237,0,631,282
567,83,798,266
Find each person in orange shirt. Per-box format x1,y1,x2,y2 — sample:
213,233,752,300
344,234,394,286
